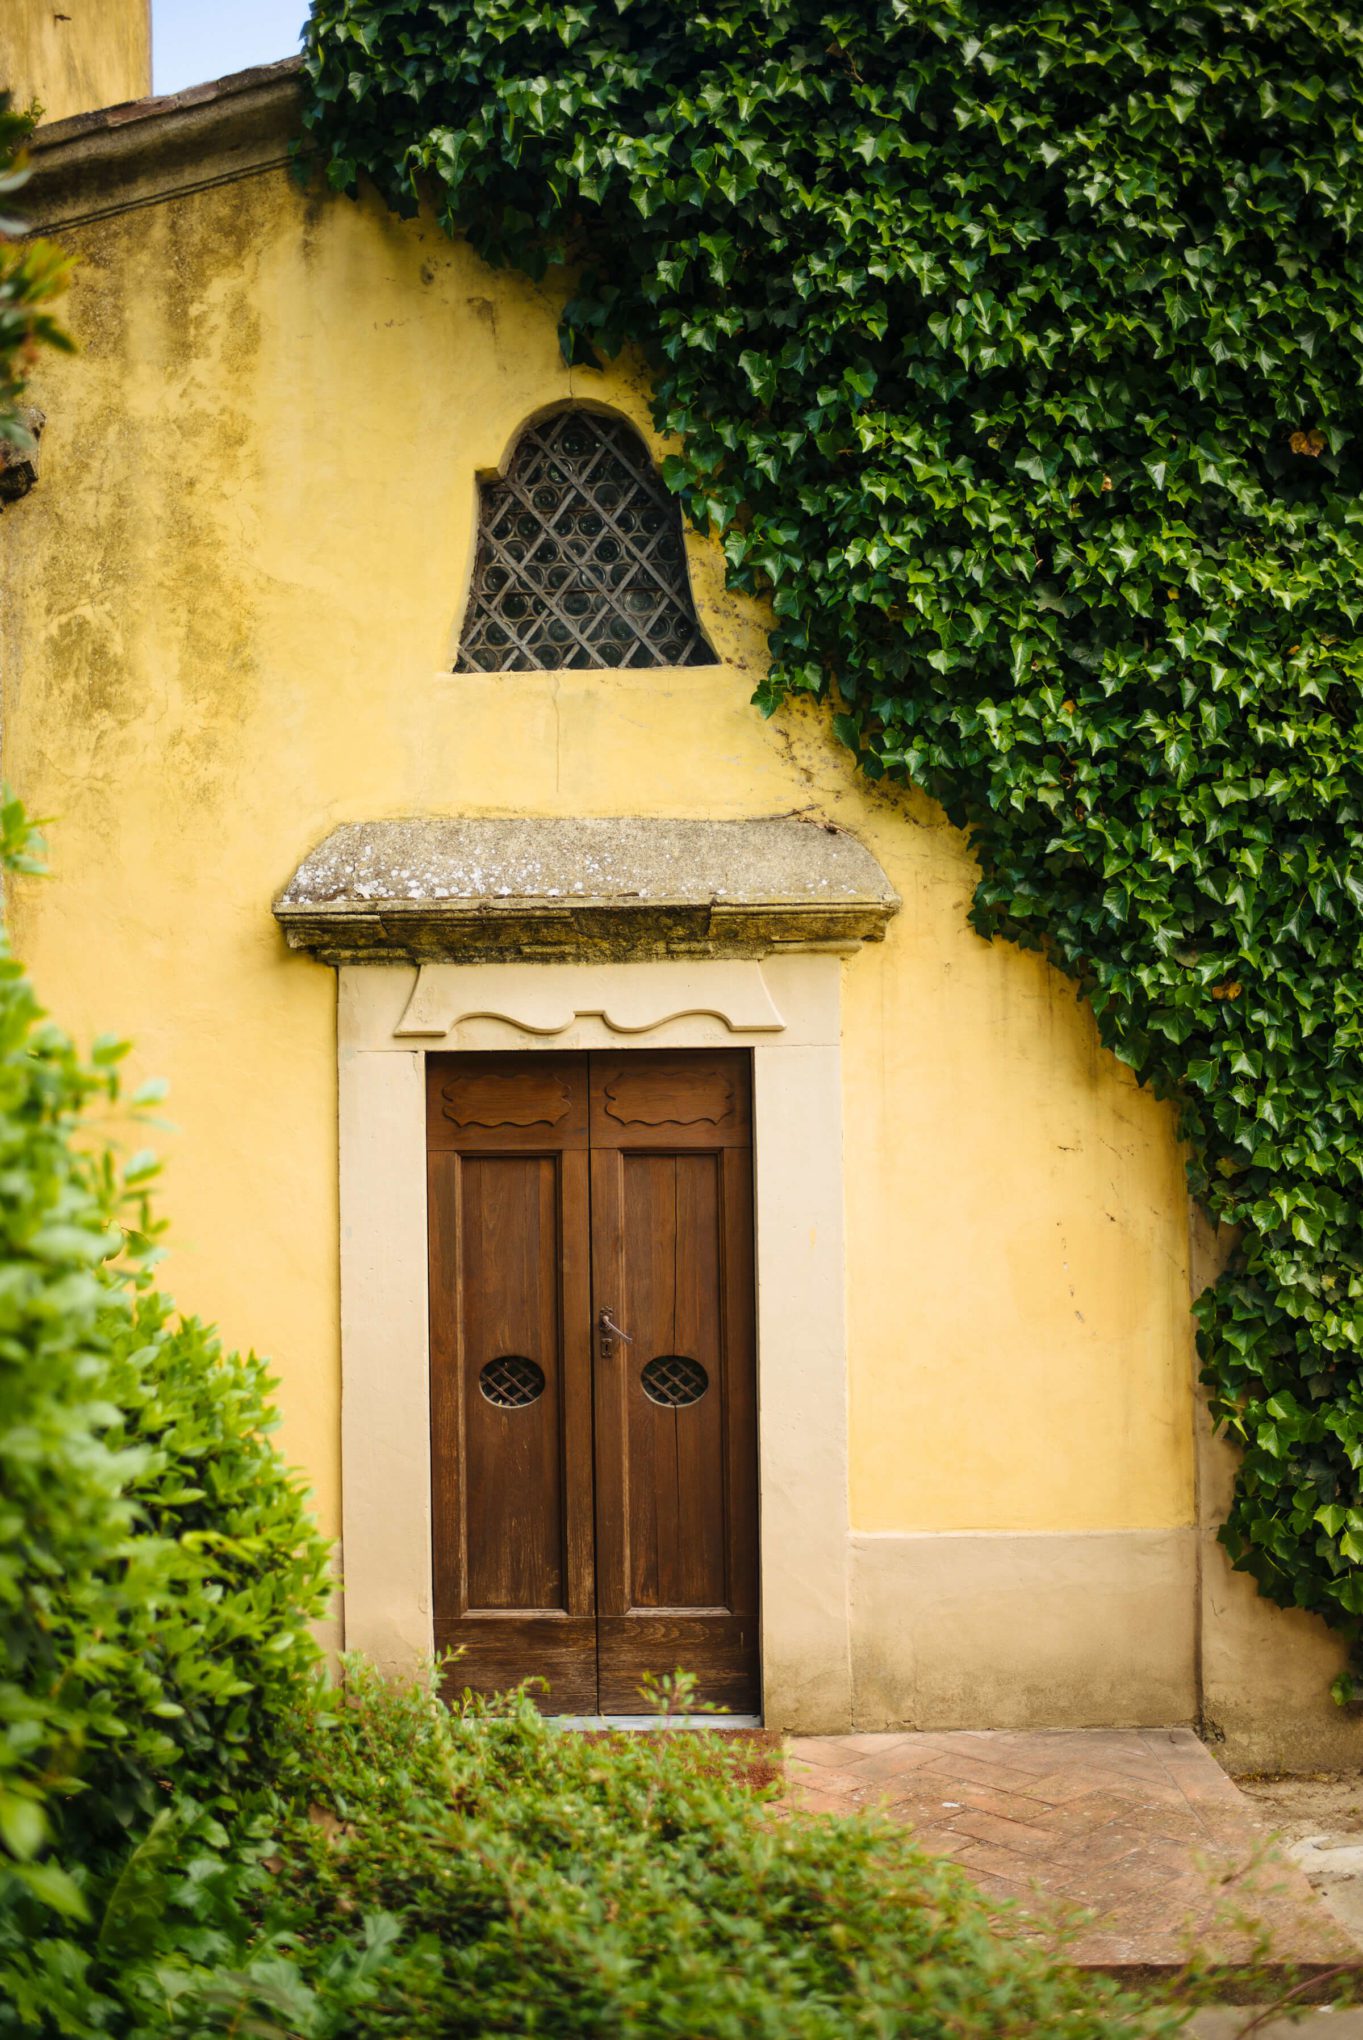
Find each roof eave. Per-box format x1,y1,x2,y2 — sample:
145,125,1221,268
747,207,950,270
25,57,304,232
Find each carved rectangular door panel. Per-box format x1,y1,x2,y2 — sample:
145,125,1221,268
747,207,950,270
427,1053,597,1711
589,1051,759,1715
427,1048,758,1717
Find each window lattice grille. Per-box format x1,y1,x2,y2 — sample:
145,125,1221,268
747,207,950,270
454,411,713,672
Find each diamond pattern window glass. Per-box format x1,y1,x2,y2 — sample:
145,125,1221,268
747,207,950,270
454,409,714,672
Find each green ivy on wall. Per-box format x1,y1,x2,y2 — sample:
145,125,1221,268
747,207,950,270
301,0,1363,1692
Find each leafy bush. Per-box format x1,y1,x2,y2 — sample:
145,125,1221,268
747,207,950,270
0,798,331,2021
0,94,71,449
72,1300,333,1848
139,1664,1183,2040
0,794,143,1922
4,1661,1191,2037
301,0,1363,1681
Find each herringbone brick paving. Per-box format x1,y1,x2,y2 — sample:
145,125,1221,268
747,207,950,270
785,1727,1359,1975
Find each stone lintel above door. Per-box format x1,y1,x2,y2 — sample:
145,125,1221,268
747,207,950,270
273,815,900,965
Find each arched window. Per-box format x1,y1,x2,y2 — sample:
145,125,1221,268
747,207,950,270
454,409,713,672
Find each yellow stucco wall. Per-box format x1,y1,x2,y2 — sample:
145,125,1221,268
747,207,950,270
2,164,1198,1555
0,1,149,123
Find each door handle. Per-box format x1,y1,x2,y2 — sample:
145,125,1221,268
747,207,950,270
598,1306,633,1359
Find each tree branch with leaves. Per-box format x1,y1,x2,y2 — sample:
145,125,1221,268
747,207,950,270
0,94,70,453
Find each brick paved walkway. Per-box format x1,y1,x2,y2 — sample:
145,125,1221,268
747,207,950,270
786,1727,1359,1981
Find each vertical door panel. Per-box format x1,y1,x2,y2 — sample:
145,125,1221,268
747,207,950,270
618,1152,726,1609
459,1154,567,1609
590,1050,759,1714
428,1054,596,1712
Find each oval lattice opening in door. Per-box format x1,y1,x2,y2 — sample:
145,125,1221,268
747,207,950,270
641,1354,709,1408
479,1355,546,1408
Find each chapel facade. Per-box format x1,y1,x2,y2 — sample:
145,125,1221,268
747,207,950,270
2,2,1352,1765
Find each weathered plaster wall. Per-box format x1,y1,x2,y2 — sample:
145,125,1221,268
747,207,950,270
8,96,1355,1751
0,1,149,123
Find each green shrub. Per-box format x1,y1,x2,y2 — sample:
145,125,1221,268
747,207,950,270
163,1664,1183,2040
0,799,331,2026
6,1660,1193,2036
0,94,71,447
0,795,146,1923
73,1300,333,1847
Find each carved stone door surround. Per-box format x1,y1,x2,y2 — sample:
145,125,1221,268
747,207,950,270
276,815,900,1729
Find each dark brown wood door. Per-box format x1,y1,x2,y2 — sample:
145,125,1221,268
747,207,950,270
589,1052,758,1713
427,1049,758,1716
427,1054,597,1710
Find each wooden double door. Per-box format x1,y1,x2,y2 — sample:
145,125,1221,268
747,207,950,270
427,1049,759,1715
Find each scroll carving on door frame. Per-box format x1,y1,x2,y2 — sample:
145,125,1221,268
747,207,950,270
394,959,786,1040
334,949,854,1733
